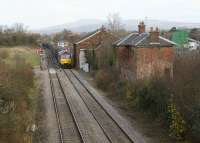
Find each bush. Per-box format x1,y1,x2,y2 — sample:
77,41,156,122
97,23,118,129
85,37,117,71
95,67,119,92
173,52,200,141
135,78,171,117
167,100,186,139
93,49,200,142
115,80,127,97
190,106,200,141
0,49,9,59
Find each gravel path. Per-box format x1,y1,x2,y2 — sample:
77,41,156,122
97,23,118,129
41,69,60,143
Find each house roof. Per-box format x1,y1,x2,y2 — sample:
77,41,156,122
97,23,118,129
189,28,200,41
114,32,176,48
188,38,199,42
75,27,106,45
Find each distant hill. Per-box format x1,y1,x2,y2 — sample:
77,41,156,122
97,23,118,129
34,19,200,34
124,19,200,31
35,19,105,34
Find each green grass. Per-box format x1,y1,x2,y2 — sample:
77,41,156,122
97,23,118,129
0,46,40,66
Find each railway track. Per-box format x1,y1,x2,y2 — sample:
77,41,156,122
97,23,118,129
46,51,84,143
45,49,142,143
63,69,134,143
69,70,148,143
48,68,64,143
46,51,63,143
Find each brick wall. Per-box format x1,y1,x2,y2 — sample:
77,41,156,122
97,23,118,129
136,47,173,80
116,46,173,80
75,30,112,67
116,46,137,80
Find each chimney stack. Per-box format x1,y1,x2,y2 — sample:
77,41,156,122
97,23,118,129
138,22,145,34
149,27,160,43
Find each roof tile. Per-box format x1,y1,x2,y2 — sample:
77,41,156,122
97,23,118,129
115,32,175,47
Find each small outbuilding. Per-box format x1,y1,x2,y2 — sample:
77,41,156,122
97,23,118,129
114,22,176,80
187,38,200,50
74,26,113,68
188,28,200,50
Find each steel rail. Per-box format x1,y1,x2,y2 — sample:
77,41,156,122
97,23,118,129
63,69,114,143
46,51,64,143
47,49,84,143
68,69,135,143
55,72,85,143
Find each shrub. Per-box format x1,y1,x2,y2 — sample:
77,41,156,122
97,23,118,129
173,52,200,141
190,106,200,141
85,37,117,71
95,70,109,90
0,49,9,60
135,78,171,117
92,49,200,142
95,67,119,92
168,100,186,139
115,80,127,97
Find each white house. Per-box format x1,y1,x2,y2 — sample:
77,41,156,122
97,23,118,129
187,38,200,50
57,41,70,48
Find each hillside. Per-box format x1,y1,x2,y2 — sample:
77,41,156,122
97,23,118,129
34,19,200,34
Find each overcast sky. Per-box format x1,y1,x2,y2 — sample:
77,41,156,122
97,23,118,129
0,0,199,29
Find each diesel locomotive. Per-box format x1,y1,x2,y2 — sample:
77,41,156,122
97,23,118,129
48,41,74,68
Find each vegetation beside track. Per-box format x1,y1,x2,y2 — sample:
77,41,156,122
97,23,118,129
0,47,40,66
0,47,41,143
85,39,200,143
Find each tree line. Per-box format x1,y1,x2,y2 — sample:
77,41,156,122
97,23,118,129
0,23,40,47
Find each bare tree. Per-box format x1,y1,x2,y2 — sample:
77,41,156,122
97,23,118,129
107,13,127,38
12,23,27,33
107,13,123,31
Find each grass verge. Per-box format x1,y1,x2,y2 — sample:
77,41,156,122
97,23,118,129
0,46,40,66
0,46,41,143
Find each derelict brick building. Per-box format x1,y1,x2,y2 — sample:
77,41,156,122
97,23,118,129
114,22,176,80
